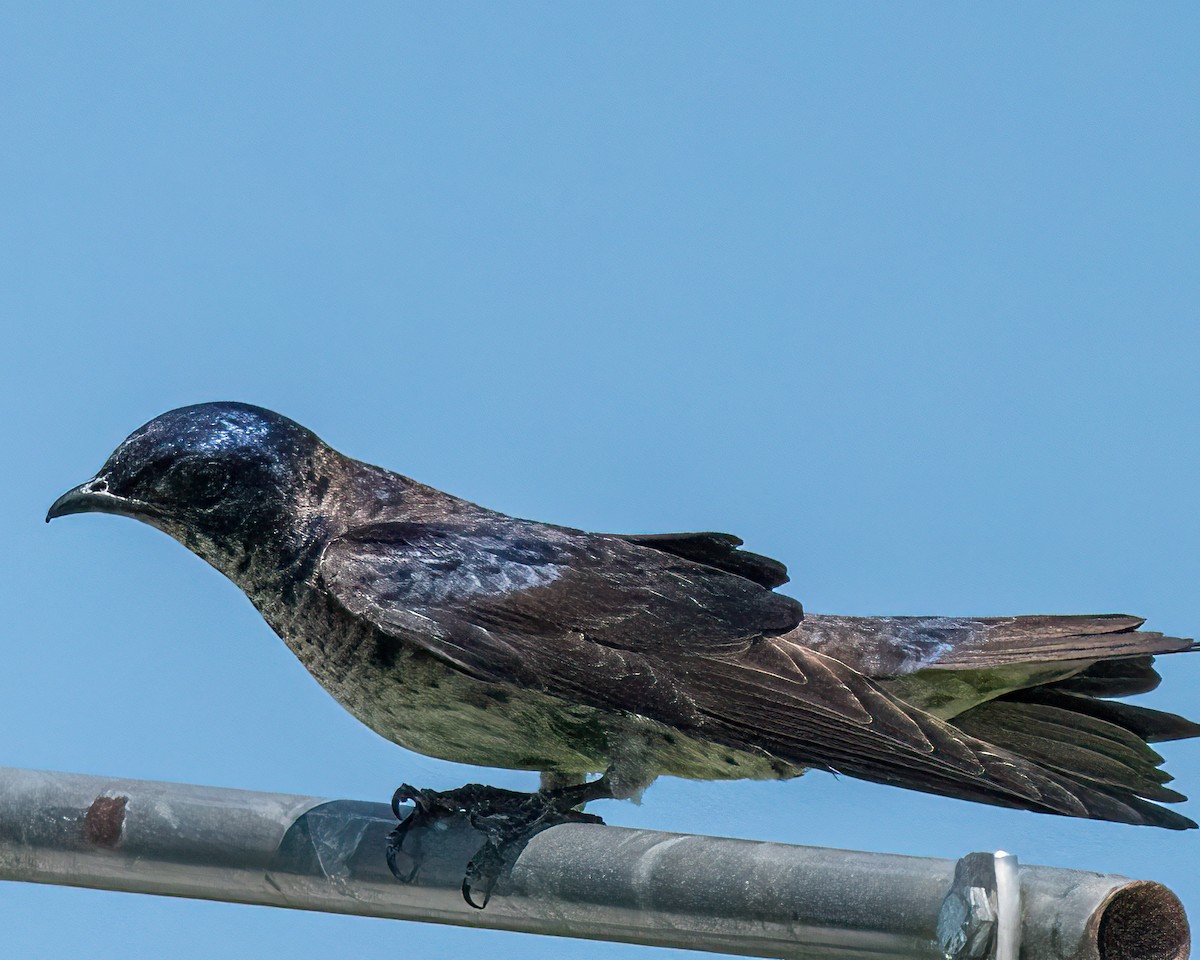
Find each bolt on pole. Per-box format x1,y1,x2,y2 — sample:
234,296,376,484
0,767,1188,960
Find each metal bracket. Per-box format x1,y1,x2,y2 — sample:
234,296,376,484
938,850,1022,960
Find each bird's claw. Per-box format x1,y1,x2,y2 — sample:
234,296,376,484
386,781,488,883
386,781,605,908
385,784,433,882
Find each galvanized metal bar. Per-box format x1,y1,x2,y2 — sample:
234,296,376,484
0,767,1188,960
993,851,1021,960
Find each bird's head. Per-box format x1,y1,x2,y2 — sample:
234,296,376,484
47,402,330,577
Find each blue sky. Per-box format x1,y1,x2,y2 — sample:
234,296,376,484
2,4,1198,957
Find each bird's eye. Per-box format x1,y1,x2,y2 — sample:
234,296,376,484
181,460,231,508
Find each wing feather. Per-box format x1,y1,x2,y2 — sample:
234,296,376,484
319,520,1195,828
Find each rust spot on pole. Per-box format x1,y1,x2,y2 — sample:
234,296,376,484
84,795,127,848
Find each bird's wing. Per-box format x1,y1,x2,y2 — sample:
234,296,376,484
318,520,800,719
319,520,1194,828
610,532,789,588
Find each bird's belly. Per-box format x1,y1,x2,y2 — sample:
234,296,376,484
339,652,616,772
331,653,801,783
262,590,800,781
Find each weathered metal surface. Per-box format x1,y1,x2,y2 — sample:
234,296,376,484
0,767,1187,960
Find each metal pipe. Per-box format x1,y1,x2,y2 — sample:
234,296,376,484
0,767,1187,960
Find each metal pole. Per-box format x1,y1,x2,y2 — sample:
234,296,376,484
0,767,1187,960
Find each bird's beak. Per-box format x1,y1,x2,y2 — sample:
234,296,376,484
45,476,127,522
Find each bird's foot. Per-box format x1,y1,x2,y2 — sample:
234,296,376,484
386,779,607,908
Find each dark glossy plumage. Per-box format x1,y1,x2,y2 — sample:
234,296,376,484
47,402,1200,829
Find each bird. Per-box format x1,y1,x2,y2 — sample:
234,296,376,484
47,401,1199,903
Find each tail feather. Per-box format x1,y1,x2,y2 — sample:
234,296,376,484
794,612,1195,676
953,700,1182,803
700,642,1197,830
1053,656,1165,698
794,611,1198,829
918,615,1195,670
1013,687,1200,743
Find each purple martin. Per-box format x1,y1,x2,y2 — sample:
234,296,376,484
48,403,1200,897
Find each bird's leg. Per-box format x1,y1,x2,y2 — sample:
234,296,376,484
539,770,587,792
386,774,612,908
384,782,533,882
